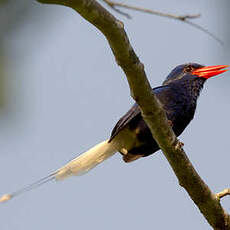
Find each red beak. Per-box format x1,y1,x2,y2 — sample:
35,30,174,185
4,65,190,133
192,65,229,79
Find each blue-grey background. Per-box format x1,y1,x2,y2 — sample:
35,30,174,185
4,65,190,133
0,0,230,229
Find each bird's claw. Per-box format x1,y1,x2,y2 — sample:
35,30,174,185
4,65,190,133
175,140,184,150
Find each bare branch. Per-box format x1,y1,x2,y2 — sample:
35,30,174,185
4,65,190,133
185,20,223,45
102,0,222,44
102,0,131,18
102,0,200,21
37,0,230,229
217,189,230,200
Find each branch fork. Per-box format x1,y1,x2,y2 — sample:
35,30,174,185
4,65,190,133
216,189,230,201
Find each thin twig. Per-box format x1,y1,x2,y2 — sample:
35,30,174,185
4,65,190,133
216,188,230,200
185,20,223,45
102,0,222,44
103,0,131,18
103,0,200,21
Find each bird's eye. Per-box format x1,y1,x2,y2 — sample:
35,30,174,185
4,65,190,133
184,66,194,73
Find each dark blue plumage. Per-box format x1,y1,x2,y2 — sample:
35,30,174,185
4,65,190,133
109,63,206,162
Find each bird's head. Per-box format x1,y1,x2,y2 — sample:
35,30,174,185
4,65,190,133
163,63,229,86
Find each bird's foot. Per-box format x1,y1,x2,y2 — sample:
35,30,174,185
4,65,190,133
175,140,184,150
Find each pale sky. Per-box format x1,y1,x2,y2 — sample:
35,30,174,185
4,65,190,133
0,0,230,229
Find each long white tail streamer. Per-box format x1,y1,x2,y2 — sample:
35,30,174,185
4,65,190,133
0,140,118,203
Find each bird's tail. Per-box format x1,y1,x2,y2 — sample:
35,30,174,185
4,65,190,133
0,140,118,203
55,140,118,180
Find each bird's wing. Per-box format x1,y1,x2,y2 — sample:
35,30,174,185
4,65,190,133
109,103,141,142
109,86,169,142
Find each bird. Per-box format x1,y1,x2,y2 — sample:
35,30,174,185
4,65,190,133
0,63,228,203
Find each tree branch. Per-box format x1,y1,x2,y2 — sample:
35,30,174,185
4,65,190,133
37,0,230,229
102,0,132,19
102,0,200,21
101,0,222,44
